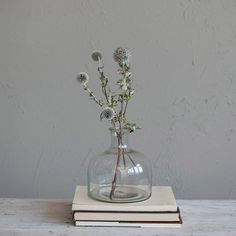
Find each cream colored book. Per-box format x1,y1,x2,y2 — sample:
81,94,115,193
74,210,180,221
72,186,178,212
75,220,182,228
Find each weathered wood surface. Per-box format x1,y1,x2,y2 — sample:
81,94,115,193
0,199,236,235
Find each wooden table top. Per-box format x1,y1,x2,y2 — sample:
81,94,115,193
0,199,236,235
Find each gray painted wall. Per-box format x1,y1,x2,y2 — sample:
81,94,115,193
0,0,236,199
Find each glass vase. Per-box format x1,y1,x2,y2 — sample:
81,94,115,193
87,128,152,203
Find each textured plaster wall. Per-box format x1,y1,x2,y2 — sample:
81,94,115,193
0,0,236,199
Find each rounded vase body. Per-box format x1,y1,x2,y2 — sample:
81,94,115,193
88,128,152,203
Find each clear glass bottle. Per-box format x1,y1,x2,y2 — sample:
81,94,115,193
88,128,152,203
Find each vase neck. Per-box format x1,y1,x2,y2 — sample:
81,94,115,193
109,128,129,149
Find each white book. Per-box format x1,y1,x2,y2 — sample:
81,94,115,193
75,220,182,228
72,186,178,212
74,210,180,222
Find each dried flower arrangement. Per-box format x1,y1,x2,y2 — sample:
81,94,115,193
77,47,140,199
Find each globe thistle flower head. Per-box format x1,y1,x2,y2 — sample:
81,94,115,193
100,107,115,120
91,51,102,61
77,72,89,85
113,47,131,66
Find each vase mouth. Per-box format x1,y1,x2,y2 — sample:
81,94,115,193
109,127,130,149
109,127,130,132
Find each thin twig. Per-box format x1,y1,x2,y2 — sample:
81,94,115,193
122,149,126,169
123,100,129,116
109,134,121,200
127,153,136,166
83,85,103,107
97,61,110,105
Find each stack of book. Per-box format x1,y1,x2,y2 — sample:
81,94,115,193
72,186,182,228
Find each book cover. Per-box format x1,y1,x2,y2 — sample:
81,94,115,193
73,208,180,221
74,215,183,228
72,186,178,212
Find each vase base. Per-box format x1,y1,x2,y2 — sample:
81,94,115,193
89,185,151,203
